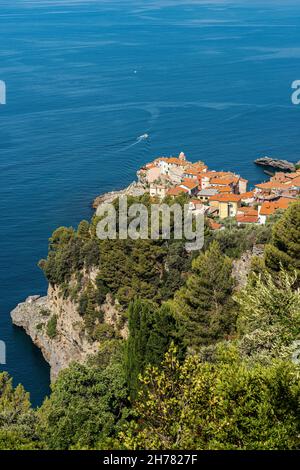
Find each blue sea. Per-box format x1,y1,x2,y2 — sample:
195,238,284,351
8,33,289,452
1,0,300,406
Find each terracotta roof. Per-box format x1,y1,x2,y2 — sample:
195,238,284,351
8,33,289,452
286,171,300,180
236,214,259,224
210,176,239,185
189,163,208,172
207,219,222,230
184,164,208,177
271,172,290,183
167,186,189,196
214,185,232,193
184,168,200,176
290,175,300,186
237,207,258,216
255,181,293,190
210,194,241,203
198,171,211,179
157,157,189,166
180,179,199,190
240,191,255,199
259,197,294,216
191,160,207,166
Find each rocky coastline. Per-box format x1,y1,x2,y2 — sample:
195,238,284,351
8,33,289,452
10,285,124,381
11,287,100,381
255,156,299,172
92,181,146,209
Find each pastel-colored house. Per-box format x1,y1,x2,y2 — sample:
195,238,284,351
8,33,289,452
150,182,168,200
209,194,242,219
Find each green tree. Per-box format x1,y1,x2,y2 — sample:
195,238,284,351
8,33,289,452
46,315,57,339
173,241,236,349
125,299,155,400
81,239,100,268
121,346,300,450
125,300,183,400
38,360,129,450
83,281,103,337
234,269,300,363
145,304,185,366
264,201,300,277
77,220,90,240
0,373,39,450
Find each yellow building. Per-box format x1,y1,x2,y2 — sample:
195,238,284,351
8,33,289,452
209,194,241,219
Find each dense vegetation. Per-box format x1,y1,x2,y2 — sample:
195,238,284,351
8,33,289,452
1,199,299,450
122,345,300,450
171,240,237,349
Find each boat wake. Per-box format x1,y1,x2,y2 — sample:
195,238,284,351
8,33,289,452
118,133,149,152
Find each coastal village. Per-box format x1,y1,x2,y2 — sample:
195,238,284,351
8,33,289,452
137,152,300,229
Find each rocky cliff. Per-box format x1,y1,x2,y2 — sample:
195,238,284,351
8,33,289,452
10,284,123,381
232,245,264,289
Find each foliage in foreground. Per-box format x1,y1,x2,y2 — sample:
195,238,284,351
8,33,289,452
236,269,300,361
121,345,300,450
38,346,130,450
0,373,40,450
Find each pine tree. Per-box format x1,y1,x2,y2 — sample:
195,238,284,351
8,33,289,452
77,220,90,240
173,241,236,349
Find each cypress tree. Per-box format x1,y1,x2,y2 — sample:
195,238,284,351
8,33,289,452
145,304,185,366
125,300,183,400
125,299,155,400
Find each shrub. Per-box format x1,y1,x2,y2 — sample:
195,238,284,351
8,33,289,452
46,315,58,339
39,308,51,317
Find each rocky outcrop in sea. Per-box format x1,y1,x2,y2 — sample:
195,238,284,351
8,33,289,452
255,156,298,172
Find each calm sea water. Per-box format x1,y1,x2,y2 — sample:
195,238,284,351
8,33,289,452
1,0,300,406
